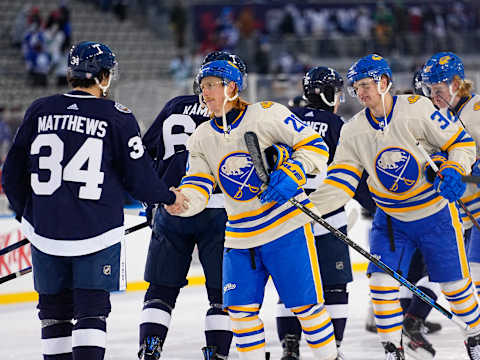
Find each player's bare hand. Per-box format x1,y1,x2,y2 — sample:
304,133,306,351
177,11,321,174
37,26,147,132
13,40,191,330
164,187,190,215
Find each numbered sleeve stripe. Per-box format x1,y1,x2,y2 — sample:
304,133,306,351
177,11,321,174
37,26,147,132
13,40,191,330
227,189,303,224
441,128,465,151
449,140,475,150
181,175,215,187
178,184,210,200
324,177,355,197
327,168,361,182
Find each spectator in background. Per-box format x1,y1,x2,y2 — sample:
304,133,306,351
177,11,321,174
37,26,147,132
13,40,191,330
170,0,187,49
374,2,394,54
113,0,129,21
25,38,52,87
10,4,31,47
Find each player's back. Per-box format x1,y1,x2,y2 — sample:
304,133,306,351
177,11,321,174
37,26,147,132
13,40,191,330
17,90,157,253
143,95,211,188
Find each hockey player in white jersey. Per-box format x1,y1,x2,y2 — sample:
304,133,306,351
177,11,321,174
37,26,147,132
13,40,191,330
422,52,480,328
166,60,339,360
309,54,480,360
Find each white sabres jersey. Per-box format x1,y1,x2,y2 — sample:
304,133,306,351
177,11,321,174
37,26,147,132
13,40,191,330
310,94,476,222
442,94,480,228
181,101,329,249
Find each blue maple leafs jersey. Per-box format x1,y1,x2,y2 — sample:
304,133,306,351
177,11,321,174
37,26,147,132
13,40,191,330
2,90,175,256
290,106,376,215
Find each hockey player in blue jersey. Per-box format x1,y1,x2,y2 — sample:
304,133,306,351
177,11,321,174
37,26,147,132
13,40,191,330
1,41,187,360
137,51,245,360
309,54,480,360
274,66,375,360
167,60,340,360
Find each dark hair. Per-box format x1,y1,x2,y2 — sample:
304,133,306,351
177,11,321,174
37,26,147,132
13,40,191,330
67,68,110,89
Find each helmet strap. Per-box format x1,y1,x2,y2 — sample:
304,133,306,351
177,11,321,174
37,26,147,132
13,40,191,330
377,80,392,131
221,84,238,137
95,71,112,97
448,83,459,107
320,92,336,107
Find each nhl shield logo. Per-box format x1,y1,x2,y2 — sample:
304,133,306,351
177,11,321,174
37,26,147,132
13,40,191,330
375,147,419,193
103,265,112,276
218,152,263,201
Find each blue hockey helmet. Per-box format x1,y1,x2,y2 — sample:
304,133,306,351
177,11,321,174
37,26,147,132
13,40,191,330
197,60,244,92
202,51,247,76
421,52,464,85
347,54,392,86
67,41,117,80
303,66,344,108
194,51,247,95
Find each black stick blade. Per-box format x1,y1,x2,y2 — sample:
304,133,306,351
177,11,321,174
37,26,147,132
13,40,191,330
244,131,269,184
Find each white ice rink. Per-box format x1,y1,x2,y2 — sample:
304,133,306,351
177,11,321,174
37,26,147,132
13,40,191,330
0,271,468,360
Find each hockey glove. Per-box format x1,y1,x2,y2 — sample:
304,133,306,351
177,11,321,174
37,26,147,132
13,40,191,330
433,161,466,202
472,159,480,188
423,151,447,184
260,158,306,205
264,143,293,173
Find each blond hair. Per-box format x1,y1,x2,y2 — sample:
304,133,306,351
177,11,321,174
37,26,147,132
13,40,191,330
454,75,474,98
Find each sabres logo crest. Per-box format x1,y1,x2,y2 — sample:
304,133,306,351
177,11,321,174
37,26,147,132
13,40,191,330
218,152,263,201
375,147,419,193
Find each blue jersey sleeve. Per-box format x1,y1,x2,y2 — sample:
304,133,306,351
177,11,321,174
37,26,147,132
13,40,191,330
111,112,175,205
2,101,39,218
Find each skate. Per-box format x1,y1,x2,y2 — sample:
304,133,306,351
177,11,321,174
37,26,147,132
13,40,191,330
201,346,227,360
336,346,346,360
382,342,405,360
138,335,163,360
465,333,480,360
280,334,300,360
423,320,442,335
402,314,435,359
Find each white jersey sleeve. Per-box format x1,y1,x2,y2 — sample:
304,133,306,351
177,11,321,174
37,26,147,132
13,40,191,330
308,121,364,216
257,102,329,175
176,131,216,216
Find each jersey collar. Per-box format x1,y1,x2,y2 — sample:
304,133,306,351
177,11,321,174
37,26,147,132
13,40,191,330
365,96,397,131
210,107,247,134
64,90,97,98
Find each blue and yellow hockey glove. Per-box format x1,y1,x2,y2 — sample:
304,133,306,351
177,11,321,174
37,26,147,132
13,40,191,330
472,159,480,188
264,143,293,173
433,161,466,202
423,151,447,184
259,158,306,205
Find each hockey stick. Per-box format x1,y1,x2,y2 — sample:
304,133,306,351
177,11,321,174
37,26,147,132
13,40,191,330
0,221,149,285
244,131,469,331
0,238,29,257
415,141,480,231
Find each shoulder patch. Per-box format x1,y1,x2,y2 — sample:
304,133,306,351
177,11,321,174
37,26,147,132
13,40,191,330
260,101,274,109
114,102,132,113
474,101,480,111
407,95,420,104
